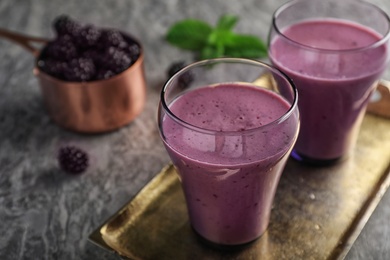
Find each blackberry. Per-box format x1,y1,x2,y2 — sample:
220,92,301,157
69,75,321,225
99,29,128,50
167,61,194,88
37,59,68,80
63,58,96,82
47,15,141,82
58,146,89,174
81,49,100,62
127,41,141,61
53,15,81,38
44,35,78,61
75,25,102,49
96,69,116,80
99,47,132,74
167,61,186,78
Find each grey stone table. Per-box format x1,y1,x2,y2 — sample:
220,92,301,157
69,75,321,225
0,0,389,259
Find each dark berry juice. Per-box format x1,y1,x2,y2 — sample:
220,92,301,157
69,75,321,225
270,19,388,162
161,83,299,245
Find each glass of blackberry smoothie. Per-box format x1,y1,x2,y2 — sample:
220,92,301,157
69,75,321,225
268,0,390,165
158,58,299,247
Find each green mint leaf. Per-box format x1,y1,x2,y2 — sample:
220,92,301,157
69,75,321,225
166,19,213,51
216,14,238,31
166,14,268,59
224,34,268,58
207,30,234,46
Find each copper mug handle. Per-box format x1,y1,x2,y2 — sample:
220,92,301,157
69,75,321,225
0,28,48,57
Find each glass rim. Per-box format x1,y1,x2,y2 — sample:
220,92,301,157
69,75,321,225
271,0,390,53
160,58,299,135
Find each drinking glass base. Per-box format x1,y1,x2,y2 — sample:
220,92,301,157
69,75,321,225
291,150,345,166
192,226,261,251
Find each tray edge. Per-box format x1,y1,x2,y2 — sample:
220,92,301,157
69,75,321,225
331,162,390,260
87,164,175,260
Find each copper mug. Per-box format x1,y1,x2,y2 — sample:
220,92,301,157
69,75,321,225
0,28,146,133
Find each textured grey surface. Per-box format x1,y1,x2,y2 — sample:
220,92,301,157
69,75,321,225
0,0,389,259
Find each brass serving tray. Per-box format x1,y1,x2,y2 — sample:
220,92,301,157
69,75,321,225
89,112,390,260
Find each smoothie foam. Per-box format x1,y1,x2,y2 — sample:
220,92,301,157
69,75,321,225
161,83,298,245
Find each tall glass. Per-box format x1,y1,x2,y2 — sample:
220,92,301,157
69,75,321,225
268,0,390,165
158,58,299,246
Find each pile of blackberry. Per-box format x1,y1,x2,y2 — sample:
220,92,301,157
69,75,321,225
38,15,141,82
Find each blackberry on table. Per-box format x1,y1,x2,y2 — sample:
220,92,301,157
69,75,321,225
167,61,194,88
167,61,187,78
63,57,96,82
58,146,89,174
177,70,194,89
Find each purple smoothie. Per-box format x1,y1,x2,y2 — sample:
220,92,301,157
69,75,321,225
269,19,388,161
160,83,299,245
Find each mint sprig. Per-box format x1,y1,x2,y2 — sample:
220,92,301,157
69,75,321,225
166,14,267,60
